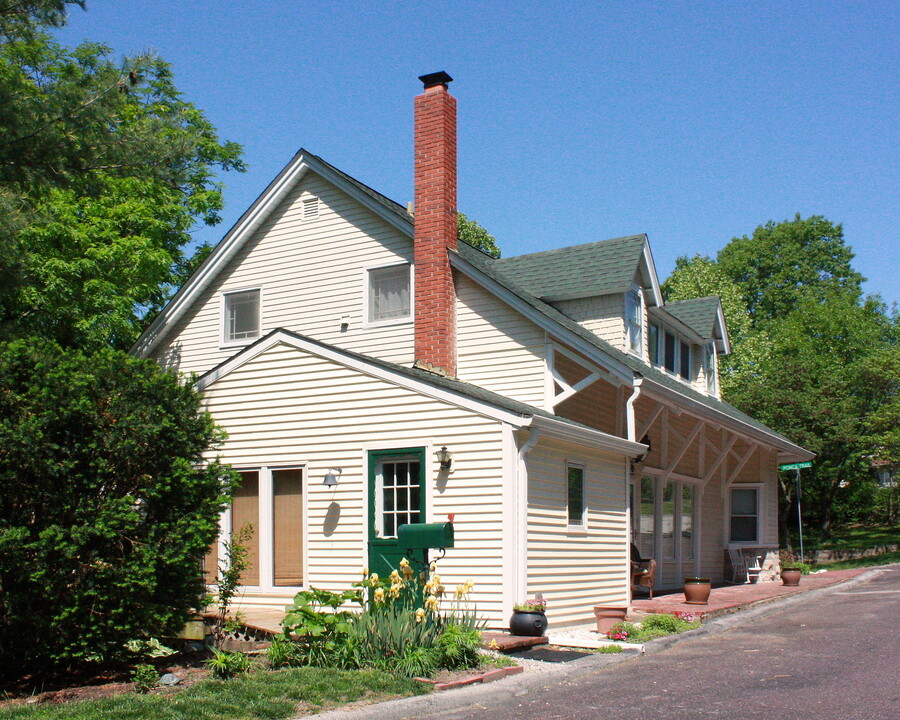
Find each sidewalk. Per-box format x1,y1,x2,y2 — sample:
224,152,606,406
630,568,867,618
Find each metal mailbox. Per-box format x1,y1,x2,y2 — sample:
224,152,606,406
397,522,455,551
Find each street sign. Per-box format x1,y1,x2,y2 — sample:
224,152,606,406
779,461,813,471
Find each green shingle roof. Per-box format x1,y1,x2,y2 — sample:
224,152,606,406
455,242,802,450
493,235,647,301
663,297,721,339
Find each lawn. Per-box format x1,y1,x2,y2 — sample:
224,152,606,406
813,550,900,571
0,668,429,720
788,522,900,552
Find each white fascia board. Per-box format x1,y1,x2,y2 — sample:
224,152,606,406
715,303,732,355
133,153,413,359
640,238,664,308
641,380,814,460
195,331,531,428
450,253,635,386
531,415,647,458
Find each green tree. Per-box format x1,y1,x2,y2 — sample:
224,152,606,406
0,4,244,349
458,212,500,258
717,214,864,324
0,339,235,675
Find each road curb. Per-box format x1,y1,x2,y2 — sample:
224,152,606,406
297,566,887,720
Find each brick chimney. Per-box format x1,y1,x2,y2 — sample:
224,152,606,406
413,71,457,377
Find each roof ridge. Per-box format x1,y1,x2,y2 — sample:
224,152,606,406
496,233,646,263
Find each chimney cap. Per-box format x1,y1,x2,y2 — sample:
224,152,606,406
419,71,453,89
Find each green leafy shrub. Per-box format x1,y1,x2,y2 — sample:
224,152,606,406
435,624,482,669
642,614,683,633
267,636,303,668
207,649,251,679
0,340,235,675
131,663,159,694
281,587,362,667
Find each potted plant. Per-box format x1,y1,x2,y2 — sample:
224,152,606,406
781,567,802,586
683,577,712,605
509,598,548,636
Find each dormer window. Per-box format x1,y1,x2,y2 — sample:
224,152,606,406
664,331,676,373
223,289,261,343
626,289,643,355
649,324,660,364
705,344,717,395
367,263,411,324
679,341,691,381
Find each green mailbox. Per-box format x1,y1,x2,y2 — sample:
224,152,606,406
397,522,455,552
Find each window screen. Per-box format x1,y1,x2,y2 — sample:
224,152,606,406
369,265,410,322
273,469,303,586
224,290,260,342
231,471,260,585
649,324,660,364
664,332,676,372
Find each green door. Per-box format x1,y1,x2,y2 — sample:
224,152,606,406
367,448,426,578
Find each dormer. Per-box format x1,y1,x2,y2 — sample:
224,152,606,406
649,296,730,398
493,234,662,355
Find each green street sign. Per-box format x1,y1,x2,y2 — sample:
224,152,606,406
779,461,813,471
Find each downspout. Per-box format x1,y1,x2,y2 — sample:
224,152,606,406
514,426,541,610
624,376,643,605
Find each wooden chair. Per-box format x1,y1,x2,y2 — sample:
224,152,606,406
630,543,656,598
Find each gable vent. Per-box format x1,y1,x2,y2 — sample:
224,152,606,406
301,195,320,220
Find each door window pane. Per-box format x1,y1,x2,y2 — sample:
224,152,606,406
232,471,260,585
273,469,303,586
662,481,676,558
639,477,655,558
380,459,421,538
681,484,694,560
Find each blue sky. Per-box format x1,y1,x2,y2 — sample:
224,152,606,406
56,1,899,305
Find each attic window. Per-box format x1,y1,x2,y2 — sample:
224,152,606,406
626,289,643,355
368,263,411,323
301,195,319,220
223,289,260,342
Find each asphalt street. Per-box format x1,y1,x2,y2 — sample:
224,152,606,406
313,565,898,720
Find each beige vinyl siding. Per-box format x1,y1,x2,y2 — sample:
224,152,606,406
456,273,547,408
151,171,415,375
554,294,625,349
201,341,509,624
525,437,628,627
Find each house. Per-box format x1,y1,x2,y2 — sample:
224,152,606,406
132,72,813,628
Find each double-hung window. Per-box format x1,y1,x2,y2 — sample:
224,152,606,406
679,341,692,381
223,289,261,343
648,324,660,365
705,344,717,395
626,289,643,355
368,263,411,324
730,487,760,543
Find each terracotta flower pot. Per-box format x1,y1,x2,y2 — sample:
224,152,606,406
683,578,712,605
781,568,802,586
509,610,548,637
593,605,628,634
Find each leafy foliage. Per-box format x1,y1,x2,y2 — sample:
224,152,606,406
0,6,244,349
131,664,158,694
207,649,252,680
0,339,235,674
211,524,253,648
662,214,899,539
458,212,501,258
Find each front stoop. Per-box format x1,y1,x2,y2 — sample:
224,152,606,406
415,665,524,691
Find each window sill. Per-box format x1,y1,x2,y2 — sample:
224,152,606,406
219,337,260,350
362,317,413,330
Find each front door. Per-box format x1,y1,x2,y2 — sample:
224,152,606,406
367,448,426,578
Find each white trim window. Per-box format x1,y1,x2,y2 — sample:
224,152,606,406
626,289,643,355
223,289,261,344
679,340,692,381
648,323,660,365
705,344,717,395
367,263,411,324
566,462,586,527
730,486,760,543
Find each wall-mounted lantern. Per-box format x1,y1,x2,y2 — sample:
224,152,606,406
436,446,453,471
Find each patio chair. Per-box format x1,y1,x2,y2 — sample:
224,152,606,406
631,543,657,599
728,546,750,583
